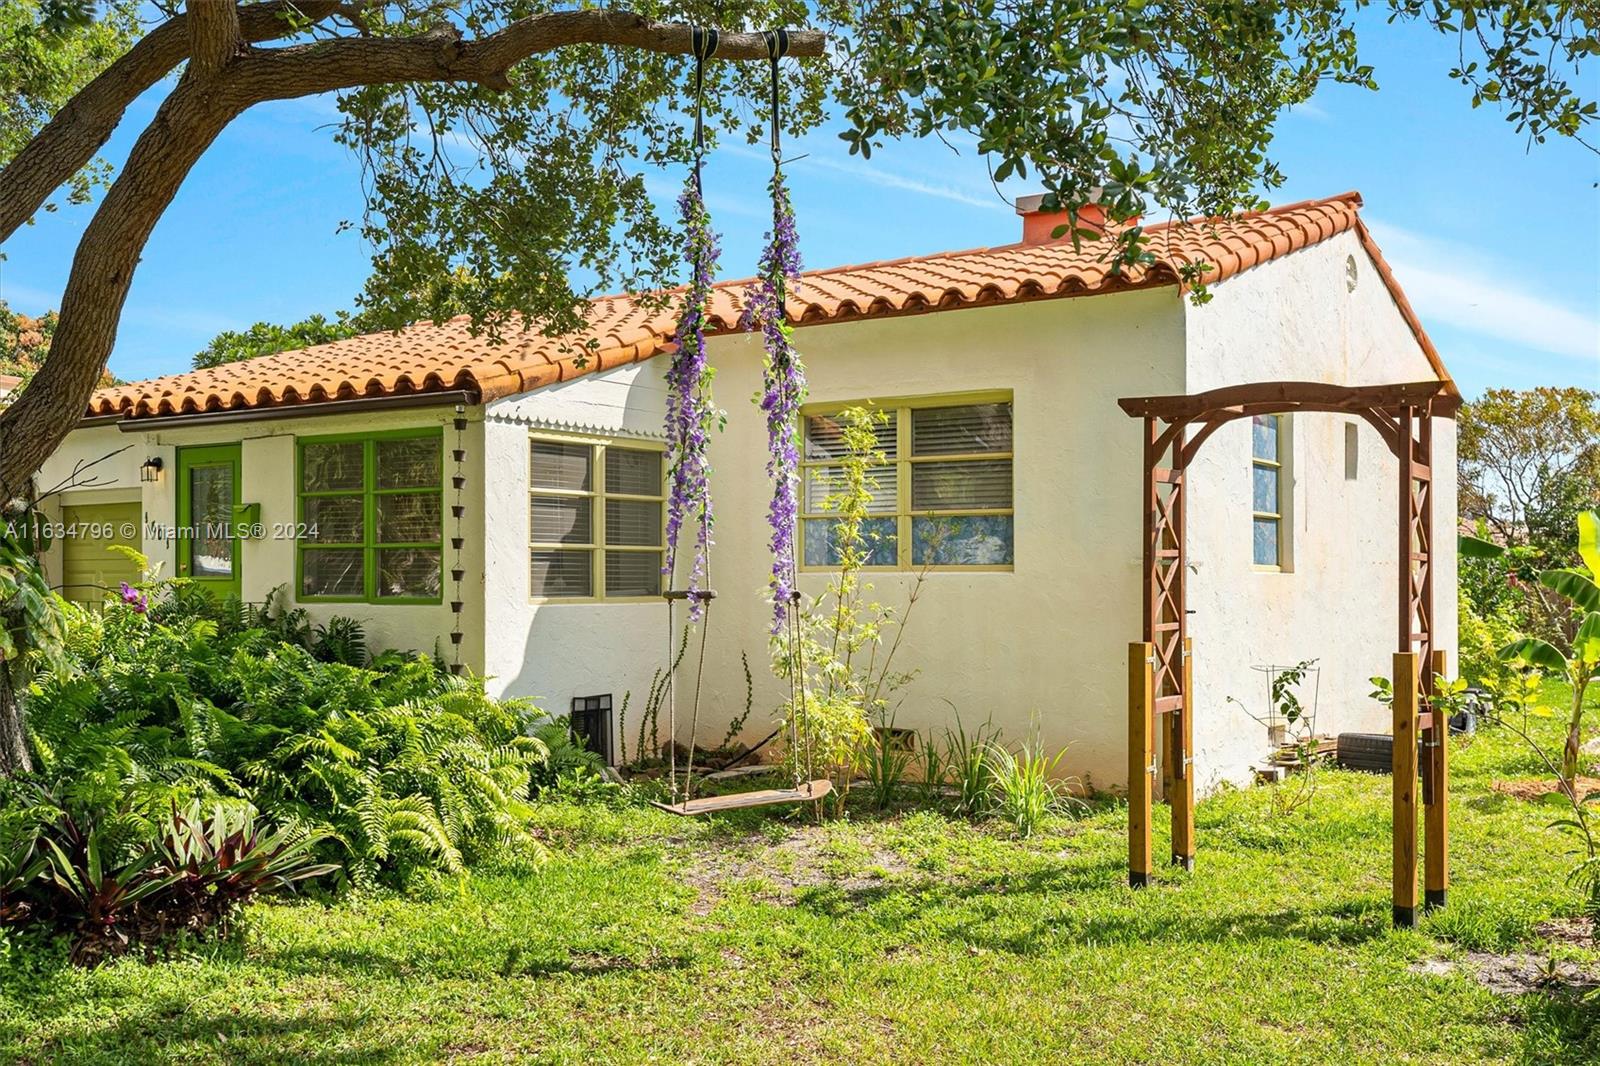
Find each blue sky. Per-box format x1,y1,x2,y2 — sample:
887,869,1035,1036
1,17,1595,399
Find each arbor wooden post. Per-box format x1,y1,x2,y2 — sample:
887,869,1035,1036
1425,648,1449,910
1393,652,1420,927
1129,641,1154,888
1171,637,1196,870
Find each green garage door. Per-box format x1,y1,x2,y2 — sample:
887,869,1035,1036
60,501,142,606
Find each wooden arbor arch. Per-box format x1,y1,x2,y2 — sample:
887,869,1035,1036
1116,379,1460,927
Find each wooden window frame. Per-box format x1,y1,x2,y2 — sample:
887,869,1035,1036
529,432,666,604
296,427,445,605
1251,413,1288,571
798,391,1015,573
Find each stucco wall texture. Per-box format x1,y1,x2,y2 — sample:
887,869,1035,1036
36,408,487,670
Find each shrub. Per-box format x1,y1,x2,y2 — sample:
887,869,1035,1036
529,717,604,795
785,691,871,813
13,577,551,893
862,720,914,810
1459,587,1519,685
944,713,1001,818
773,406,926,817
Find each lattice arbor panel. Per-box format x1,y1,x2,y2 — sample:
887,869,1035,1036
1398,408,1436,694
1144,418,1188,716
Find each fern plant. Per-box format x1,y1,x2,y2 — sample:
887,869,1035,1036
13,586,552,892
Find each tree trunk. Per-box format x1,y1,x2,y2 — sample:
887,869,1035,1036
0,8,825,500
0,669,31,777
0,80,238,499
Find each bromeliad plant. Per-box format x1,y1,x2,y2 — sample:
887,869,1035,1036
12,792,335,967
662,181,723,618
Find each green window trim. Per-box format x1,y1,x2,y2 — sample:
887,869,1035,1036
296,428,445,604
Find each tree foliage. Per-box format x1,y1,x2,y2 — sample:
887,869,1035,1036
1460,387,1600,553
15,580,551,890
0,0,138,213
0,300,117,392
193,311,365,370
0,1,1593,502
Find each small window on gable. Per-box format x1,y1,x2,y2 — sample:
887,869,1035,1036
1344,422,1360,480
1252,414,1285,568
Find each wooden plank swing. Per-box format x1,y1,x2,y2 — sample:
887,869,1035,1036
651,778,833,817
646,27,827,821
1117,379,1460,926
649,585,829,819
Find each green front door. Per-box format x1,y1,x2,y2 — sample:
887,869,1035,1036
176,444,241,596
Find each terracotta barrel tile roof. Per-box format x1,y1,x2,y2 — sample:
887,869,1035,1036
88,190,1449,421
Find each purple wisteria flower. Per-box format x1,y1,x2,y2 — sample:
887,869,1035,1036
741,173,807,631
663,179,722,620
118,581,148,615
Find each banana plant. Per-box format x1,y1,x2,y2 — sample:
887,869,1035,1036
1477,510,1600,789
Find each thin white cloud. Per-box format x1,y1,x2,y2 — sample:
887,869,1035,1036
1287,99,1331,122
1367,218,1599,365
797,152,1010,212
723,141,1009,213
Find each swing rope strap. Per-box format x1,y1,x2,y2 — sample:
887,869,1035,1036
761,28,815,797
690,27,719,193
762,29,789,166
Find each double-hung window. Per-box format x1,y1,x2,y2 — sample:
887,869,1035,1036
530,436,664,600
298,429,444,602
1251,414,1286,568
800,395,1015,570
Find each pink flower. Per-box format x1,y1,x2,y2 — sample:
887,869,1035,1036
118,581,148,615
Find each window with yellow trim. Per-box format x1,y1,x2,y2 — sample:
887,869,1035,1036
800,397,1014,569
1251,414,1286,567
530,436,665,599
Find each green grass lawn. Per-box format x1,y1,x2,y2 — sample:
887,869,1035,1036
3,710,1599,1064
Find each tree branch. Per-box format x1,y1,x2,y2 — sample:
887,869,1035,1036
0,81,242,495
188,0,243,76
0,1,339,243
229,11,827,98
0,7,828,497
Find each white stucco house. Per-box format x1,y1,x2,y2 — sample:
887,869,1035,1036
32,190,1457,791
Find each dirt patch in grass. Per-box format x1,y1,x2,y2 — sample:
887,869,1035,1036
1490,776,1600,802
1414,948,1600,997
1536,916,1595,947
675,824,918,914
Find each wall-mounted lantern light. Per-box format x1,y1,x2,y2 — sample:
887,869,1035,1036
139,457,164,483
